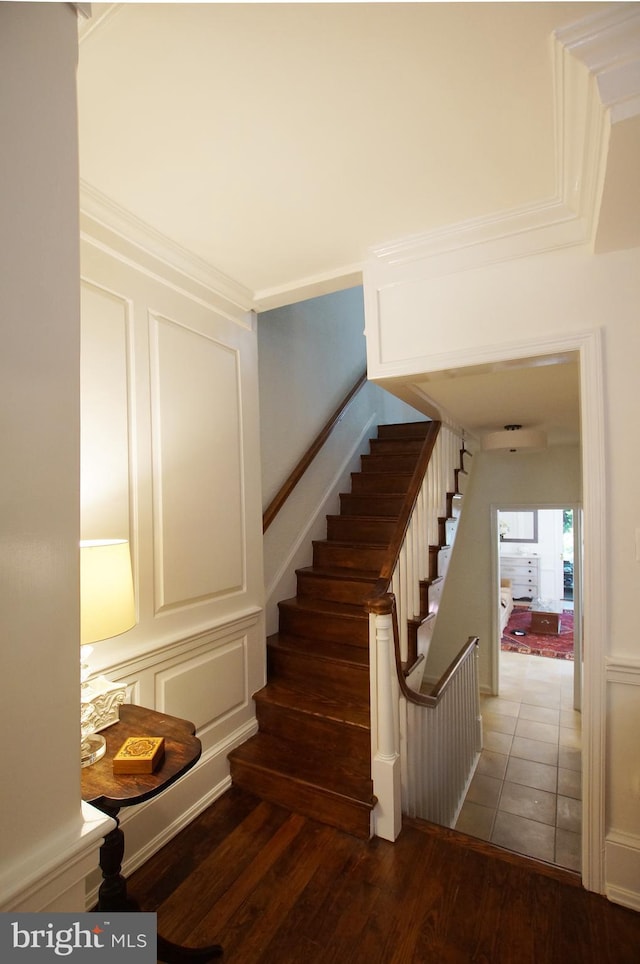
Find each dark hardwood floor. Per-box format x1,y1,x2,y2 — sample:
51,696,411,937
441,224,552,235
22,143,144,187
127,786,640,963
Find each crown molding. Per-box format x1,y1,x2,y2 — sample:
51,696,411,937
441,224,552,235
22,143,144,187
556,2,640,122
369,4,639,275
80,179,362,315
253,265,364,313
77,3,123,44
77,6,639,313
369,195,580,269
70,3,92,20
80,180,255,316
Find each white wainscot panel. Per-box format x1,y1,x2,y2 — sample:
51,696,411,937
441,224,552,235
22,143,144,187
150,313,245,612
80,280,132,541
154,636,247,735
604,659,640,910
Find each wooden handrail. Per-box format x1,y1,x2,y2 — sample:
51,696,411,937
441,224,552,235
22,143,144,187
371,592,479,708
262,369,367,532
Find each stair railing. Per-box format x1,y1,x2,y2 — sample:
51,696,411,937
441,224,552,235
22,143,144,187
263,369,367,532
366,423,480,841
370,593,480,837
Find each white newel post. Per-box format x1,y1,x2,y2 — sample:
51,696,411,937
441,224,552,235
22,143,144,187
369,597,402,841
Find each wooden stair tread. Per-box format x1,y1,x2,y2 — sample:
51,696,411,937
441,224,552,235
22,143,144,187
278,596,369,620
351,476,413,488
314,538,388,550
326,513,400,524
359,456,424,473
376,421,433,437
269,632,369,667
369,438,424,451
340,494,405,502
297,565,380,581
229,732,374,803
352,471,413,480
254,681,370,728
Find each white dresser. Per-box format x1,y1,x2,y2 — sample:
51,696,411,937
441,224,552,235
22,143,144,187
500,554,540,600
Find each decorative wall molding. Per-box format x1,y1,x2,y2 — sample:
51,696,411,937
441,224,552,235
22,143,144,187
148,311,245,613
154,635,248,733
90,608,261,681
80,182,255,320
605,829,640,912
370,319,599,384
79,276,134,546
606,657,640,685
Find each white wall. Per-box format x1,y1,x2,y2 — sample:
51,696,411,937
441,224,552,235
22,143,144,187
258,287,427,635
364,239,640,906
0,3,112,912
258,287,367,505
78,215,266,897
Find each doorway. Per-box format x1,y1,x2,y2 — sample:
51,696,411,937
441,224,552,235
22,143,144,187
474,505,582,870
496,506,582,710
440,330,604,893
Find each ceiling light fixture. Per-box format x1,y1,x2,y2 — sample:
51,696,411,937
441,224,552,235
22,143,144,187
482,423,547,453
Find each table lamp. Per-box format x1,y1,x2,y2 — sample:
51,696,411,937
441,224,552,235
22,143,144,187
80,539,136,767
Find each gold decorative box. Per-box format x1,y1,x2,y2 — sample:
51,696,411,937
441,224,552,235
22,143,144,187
113,736,165,774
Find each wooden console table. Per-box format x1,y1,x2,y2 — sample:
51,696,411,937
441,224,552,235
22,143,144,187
81,704,222,963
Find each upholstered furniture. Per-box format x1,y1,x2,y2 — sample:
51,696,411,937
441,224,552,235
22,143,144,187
500,578,514,634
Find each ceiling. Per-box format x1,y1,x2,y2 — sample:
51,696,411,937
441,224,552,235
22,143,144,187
77,2,610,297
76,2,635,448
411,353,582,448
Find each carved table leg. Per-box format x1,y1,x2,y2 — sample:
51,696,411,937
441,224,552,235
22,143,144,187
95,806,222,960
96,806,139,911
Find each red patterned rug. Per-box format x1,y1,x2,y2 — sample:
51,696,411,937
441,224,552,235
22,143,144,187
501,607,574,660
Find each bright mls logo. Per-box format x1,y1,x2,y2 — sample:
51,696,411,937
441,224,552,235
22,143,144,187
0,913,156,961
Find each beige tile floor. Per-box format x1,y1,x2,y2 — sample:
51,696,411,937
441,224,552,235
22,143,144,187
455,649,581,872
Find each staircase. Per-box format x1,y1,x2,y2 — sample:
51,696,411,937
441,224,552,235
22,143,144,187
228,420,440,838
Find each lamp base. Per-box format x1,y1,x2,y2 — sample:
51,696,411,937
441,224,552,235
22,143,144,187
81,733,107,768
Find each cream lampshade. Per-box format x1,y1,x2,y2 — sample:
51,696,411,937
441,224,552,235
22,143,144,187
80,539,136,767
482,424,547,453
81,539,136,646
